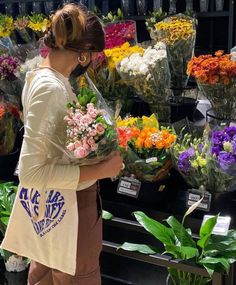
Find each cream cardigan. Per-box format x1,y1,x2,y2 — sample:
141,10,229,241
1,68,96,275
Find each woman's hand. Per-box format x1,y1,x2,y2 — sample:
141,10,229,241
98,151,123,179
79,151,123,182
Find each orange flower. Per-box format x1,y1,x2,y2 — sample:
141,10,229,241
131,126,140,138
188,51,236,85
215,50,224,57
208,75,219,84
144,138,153,148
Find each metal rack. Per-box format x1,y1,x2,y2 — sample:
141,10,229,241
102,209,235,285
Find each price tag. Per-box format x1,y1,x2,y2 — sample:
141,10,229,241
202,215,231,236
117,176,141,198
186,189,212,212
146,157,158,163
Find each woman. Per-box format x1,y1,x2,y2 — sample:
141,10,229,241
1,3,123,285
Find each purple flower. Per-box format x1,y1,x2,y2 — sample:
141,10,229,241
198,143,204,153
177,147,195,173
211,130,230,148
232,140,236,154
0,54,20,81
218,151,235,170
225,126,236,139
212,146,221,156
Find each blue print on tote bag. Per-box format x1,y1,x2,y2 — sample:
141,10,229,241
19,187,67,237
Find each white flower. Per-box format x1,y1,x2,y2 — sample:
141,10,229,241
5,255,28,272
154,42,166,50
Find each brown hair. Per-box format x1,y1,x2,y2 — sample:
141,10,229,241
44,3,105,52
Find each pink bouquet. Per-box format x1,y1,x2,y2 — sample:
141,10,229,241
64,79,117,163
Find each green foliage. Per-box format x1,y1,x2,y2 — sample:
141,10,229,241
77,87,98,107
102,9,124,24
119,201,236,284
145,8,167,30
0,182,17,236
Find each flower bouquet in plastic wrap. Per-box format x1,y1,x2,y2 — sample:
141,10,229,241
64,76,118,165
145,9,167,41
0,53,22,105
172,123,235,193
117,42,171,122
187,50,236,121
0,98,20,155
153,14,196,91
117,114,176,182
88,42,144,116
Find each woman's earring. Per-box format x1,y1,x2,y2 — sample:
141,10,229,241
78,55,87,64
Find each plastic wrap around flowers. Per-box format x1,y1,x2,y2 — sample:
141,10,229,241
211,126,236,176
187,50,236,120
172,126,236,193
117,114,176,182
153,14,196,90
64,77,117,164
117,42,171,121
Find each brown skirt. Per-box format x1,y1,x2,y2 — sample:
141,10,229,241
28,183,102,285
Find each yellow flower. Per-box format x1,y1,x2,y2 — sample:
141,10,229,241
197,157,207,167
191,160,198,169
155,17,195,44
0,15,14,38
142,114,159,128
116,116,137,127
104,42,144,70
28,13,50,32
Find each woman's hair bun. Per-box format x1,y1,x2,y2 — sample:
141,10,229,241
43,29,56,49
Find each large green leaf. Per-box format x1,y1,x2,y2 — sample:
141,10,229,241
199,257,230,274
133,211,175,245
166,216,196,248
119,242,158,255
205,240,236,253
165,244,198,260
198,216,218,249
203,264,215,277
200,216,218,238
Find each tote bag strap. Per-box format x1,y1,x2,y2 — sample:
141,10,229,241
29,158,58,223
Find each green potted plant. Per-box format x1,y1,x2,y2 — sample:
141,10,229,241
0,181,29,272
120,200,236,284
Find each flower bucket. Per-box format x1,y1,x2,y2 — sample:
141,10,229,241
168,96,198,123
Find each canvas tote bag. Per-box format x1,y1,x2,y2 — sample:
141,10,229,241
1,72,79,275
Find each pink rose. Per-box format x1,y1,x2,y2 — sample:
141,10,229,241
89,129,97,137
81,115,93,126
91,144,98,151
66,142,75,151
74,141,82,148
74,147,88,159
87,103,95,109
88,109,97,119
82,142,90,151
87,137,95,146
95,123,105,135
